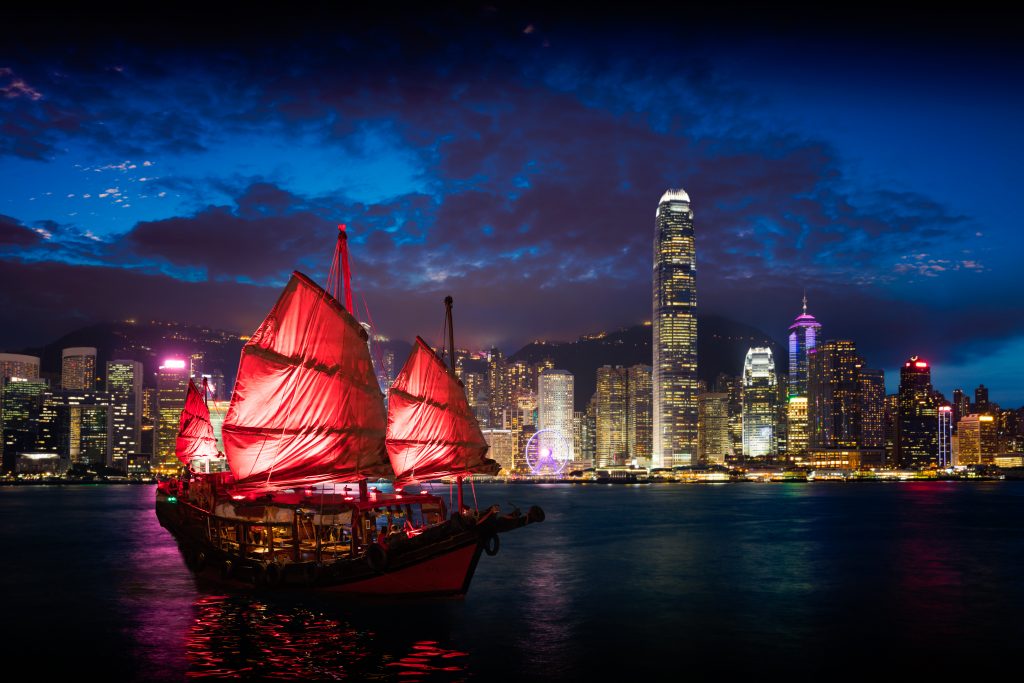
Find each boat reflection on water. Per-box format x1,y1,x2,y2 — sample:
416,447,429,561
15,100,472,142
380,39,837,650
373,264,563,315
185,593,470,680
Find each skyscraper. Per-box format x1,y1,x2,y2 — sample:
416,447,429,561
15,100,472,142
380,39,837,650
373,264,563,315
626,364,653,466
896,356,939,468
742,347,777,459
952,388,970,426
974,384,990,414
106,360,143,472
788,295,821,398
698,391,730,465
596,365,628,467
653,188,698,467
956,413,997,465
538,369,575,465
786,397,809,460
0,353,40,380
859,367,886,449
61,347,97,390
807,340,861,449
62,347,97,462
155,359,190,474
1,377,48,471
938,406,953,467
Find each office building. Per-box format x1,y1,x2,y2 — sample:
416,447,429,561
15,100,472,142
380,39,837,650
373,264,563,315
155,359,190,473
596,365,628,467
742,347,777,459
626,364,653,466
653,188,698,467
896,356,939,467
106,360,143,472
0,353,40,380
538,369,575,465
698,391,731,465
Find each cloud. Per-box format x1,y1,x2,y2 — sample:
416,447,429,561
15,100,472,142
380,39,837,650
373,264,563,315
0,214,44,247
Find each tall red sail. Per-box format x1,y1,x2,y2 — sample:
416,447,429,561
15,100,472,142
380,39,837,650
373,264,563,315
386,337,499,483
223,271,391,490
175,379,220,465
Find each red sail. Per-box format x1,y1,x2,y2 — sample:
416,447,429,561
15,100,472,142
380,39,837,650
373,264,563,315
386,337,499,483
223,271,391,490
175,379,220,465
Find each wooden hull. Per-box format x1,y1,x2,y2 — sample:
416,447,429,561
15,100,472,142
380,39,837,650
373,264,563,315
155,493,540,597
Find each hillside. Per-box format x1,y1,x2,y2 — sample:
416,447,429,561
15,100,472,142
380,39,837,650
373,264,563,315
510,315,785,410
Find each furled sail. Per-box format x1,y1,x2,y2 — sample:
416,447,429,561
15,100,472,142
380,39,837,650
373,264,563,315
386,337,499,483
175,379,220,465
222,271,391,490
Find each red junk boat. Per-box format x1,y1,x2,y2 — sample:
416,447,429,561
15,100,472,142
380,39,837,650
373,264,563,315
155,226,543,596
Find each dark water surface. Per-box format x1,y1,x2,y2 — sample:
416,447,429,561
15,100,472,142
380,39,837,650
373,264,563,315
2,482,1023,680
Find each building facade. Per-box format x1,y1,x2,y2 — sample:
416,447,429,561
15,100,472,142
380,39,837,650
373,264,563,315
596,365,628,467
106,360,143,472
538,369,575,465
155,359,190,473
653,188,698,467
626,364,653,466
742,347,777,459
896,356,939,468
698,391,731,465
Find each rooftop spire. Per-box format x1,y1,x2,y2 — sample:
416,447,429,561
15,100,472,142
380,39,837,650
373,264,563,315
802,290,807,315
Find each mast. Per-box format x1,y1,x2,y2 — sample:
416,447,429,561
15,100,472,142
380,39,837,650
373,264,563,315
445,296,464,512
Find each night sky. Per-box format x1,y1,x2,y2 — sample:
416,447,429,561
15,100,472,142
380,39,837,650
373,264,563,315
2,5,1022,404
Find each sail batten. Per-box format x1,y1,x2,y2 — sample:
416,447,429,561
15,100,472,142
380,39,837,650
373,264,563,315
175,379,220,465
386,337,499,483
223,271,391,490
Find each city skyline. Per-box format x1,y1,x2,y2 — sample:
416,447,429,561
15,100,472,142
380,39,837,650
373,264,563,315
1,6,1023,405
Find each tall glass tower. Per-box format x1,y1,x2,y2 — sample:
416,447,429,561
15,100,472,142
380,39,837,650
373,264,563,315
742,347,777,458
787,295,821,398
653,188,698,467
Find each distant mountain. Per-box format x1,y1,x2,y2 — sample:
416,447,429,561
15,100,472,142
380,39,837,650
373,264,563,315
510,315,785,410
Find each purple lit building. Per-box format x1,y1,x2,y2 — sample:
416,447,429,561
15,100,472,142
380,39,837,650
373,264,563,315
788,295,821,399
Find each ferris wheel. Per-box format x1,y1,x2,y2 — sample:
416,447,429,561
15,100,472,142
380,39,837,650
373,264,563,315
524,428,571,475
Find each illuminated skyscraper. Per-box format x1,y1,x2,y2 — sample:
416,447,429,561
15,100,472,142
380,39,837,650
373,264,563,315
956,413,997,465
155,359,190,473
698,391,730,465
896,356,939,468
106,360,143,472
938,406,953,467
952,388,970,426
61,347,97,390
742,347,777,459
786,397,809,460
626,364,653,465
538,369,575,464
596,365,628,467
859,367,886,449
653,188,698,467
974,384,990,414
0,353,40,380
807,340,861,448
788,295,821,398
1,377,48,472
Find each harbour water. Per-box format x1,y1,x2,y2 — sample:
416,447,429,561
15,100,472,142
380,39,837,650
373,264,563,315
2,482,1023,680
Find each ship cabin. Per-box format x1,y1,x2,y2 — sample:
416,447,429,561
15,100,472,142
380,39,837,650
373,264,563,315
168,475,449,567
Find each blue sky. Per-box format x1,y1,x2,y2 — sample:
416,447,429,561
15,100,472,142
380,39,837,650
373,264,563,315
1,5,1022,405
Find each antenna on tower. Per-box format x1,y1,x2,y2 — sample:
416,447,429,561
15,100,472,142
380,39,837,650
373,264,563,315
802,290,807,315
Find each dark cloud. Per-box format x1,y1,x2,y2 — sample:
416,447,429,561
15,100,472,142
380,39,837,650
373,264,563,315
0,7,1020,402
0,214,43,246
